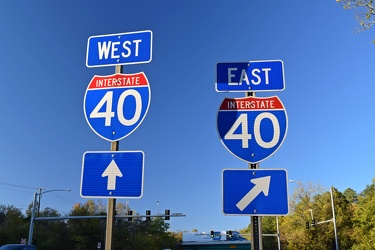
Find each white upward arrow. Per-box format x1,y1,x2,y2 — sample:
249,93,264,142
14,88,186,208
102,159,123,190
236,176,271,211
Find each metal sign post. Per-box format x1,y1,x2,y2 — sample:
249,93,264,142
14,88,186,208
216,61,287,250
248,91,262,250
249,163,262,250
85,30,153,250
105,65,122,250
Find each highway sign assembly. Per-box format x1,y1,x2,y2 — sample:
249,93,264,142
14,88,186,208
86,30,152,68
83,72,151,142
81,151,144,198
216,96,288,163
222,169,289,216
84,29,153,250
216,60,285,92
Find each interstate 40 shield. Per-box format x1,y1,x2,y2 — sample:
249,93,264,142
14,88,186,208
217,96,288,163
84,72,151,142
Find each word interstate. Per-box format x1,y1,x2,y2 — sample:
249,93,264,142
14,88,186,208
95,76,141,88
225,99,276,110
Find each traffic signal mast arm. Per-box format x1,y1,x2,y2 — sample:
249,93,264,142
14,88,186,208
306,218,333,229
33,211,185,221
316,219,333,225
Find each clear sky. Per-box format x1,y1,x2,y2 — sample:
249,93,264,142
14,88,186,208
0,1,374,234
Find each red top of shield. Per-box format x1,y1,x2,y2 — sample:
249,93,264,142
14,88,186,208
88,72,149,89
219,96,284,111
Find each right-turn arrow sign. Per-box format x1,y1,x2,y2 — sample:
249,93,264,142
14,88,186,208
222,169,289,216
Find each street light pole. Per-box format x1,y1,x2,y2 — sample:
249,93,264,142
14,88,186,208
28,193,38,245
28,189,71,245
330,186,339,250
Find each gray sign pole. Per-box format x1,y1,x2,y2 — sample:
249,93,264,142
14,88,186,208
247,92,263,250
105,65,122,250
249,162,263,250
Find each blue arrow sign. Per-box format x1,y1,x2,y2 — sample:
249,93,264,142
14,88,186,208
83,72,151,142
215,60,285,92
217,96,288,163
222,169,289,216
86,30,152,68
80,151,144,198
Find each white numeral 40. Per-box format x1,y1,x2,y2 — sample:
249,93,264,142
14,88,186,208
224,112,280,149
90,90,142,126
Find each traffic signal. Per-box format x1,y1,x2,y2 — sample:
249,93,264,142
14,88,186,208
227,230,233,238
146,210,151,221
164,209,170,220
210,231,214,238
127,210,133,221
311,219,316,227
305,221,310,229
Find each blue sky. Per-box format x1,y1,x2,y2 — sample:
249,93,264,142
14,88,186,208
0,1,374,234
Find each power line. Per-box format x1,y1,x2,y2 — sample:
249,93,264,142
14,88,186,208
0,181,38,190
0,181,75,210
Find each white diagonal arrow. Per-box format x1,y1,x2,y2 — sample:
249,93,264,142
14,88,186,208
101,159,123,190
236,176,271,211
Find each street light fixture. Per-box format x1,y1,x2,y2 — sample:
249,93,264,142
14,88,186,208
156,200,159,215
36,188,71,216
28,188,71,245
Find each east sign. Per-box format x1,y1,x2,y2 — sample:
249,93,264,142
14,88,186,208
215,60,285,92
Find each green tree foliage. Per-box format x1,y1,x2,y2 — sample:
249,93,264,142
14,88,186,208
239,224,251,241
262,216,279,249
337,0,375,30
0,205,29,245
241,182,357,249
65,200,179,250
0,200,179,249
336,0,375,43
66,202,106,249
351,180,375,249
33,207,66,249
278,181,327,249
114,217,177,250
343,187,358,203
6,181,375,249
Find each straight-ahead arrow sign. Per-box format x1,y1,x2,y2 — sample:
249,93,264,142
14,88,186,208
236,176,271,211
102,159,123,190
81,151,144,199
